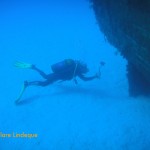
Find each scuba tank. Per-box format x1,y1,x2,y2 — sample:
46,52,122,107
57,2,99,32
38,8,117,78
51,59,75,73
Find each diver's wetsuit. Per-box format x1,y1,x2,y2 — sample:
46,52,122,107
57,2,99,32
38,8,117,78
25,60,97,87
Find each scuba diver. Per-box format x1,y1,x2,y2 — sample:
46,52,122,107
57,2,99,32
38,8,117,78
15,59,102,103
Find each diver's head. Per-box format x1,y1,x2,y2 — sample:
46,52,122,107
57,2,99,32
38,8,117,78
77,61,89,74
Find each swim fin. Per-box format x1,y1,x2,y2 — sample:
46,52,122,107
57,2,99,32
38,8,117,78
15,81,27,104
14,61,32,69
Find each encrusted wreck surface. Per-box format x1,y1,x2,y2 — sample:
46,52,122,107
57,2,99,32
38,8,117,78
91,0,150,96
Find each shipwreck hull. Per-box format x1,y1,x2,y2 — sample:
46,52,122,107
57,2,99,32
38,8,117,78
91,0,150,96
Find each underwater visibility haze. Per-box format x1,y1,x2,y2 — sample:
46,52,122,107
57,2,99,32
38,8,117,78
0,0,150,149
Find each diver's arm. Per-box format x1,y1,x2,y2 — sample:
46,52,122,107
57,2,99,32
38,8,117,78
78,73,99,81
31,65,49,79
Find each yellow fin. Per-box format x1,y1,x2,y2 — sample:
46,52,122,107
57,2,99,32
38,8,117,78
15,82,27,104
14,61,32,69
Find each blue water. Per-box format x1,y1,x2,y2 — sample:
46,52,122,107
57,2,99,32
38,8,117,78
0,0,150,149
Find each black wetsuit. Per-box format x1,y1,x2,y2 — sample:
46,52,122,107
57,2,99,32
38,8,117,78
26,60,97,87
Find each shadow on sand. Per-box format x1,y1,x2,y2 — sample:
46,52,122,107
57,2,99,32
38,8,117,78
15,84,113,105
52,84,110,99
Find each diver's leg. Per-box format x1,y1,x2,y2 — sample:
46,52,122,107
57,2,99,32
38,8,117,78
15,74,60,103
15,80,50,104
25,80,52,87
31,65,49,79
25,73,60,87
